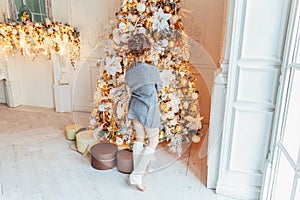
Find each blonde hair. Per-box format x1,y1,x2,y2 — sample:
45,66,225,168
128,33,151,57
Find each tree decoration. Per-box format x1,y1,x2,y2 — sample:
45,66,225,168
90,0,202,155
0,18,80,67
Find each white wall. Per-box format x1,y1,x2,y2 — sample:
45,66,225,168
182,0,226,123
182,0,226,67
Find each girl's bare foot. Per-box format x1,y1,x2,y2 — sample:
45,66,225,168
136,185,147,192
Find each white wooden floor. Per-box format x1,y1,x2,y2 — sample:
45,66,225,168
0,104,233,200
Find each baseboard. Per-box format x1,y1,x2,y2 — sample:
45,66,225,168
0,97,6,104
216,182,261,200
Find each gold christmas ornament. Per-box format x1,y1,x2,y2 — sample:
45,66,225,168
190,104,198,112
164,6,171,13
159,130,165,139
170,128,176,134
168,40,175,48
175,124,183,132
180,78,188,86
144,19,152,28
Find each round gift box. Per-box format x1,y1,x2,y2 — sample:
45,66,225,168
91,143,118,170
117,149,133,174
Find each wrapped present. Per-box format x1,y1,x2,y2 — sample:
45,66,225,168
76,129,98,154
116,149,133,174
65,124,82,140
91,142,118,170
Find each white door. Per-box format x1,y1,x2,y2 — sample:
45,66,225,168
261,1,300,199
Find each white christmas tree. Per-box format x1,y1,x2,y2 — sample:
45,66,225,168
90,0,202,155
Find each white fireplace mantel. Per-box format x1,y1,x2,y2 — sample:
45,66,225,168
0,54,72,112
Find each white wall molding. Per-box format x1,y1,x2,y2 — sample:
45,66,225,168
207,71,228,189
52,54,72,112
0,59,8,81
237,59,282,67
4,80,22,107
207,0,234,189
54,84,72,112
216,0,292,199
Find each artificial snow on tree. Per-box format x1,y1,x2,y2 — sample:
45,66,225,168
90,0,202,155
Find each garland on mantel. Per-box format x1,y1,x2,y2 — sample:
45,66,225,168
0,17,80,68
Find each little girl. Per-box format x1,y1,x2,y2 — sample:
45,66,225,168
125,33,163,191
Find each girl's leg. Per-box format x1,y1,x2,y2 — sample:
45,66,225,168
130,120,146,191
144,126,159,150
129,126,159,191
132,120,145,169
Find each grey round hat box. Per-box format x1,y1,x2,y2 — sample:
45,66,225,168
91,142,118,170
117,149,133,174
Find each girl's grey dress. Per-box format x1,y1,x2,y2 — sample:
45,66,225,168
125,62,163,129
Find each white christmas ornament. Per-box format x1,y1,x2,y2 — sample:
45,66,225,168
192,92,198,100
137,3,146,13
89,118,97,126
192,135,201,143
98,103,109,111
160,39,169,47
183,101,189,109
116,137,124,145
118,22,126,30
127,24,134,31
135,27,146,34
116,103,124,119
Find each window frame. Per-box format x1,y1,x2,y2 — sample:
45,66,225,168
8,0,53,22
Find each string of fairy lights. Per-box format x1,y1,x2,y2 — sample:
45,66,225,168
0,13,80,67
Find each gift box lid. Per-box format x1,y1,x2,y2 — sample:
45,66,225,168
117,149,133,161
91,142,118,160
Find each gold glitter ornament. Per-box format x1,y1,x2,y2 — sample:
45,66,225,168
175,124,183,132
160,102,170,113
180,78,188,86
163,5,171,13
190,104,198,112
159,130,165,139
